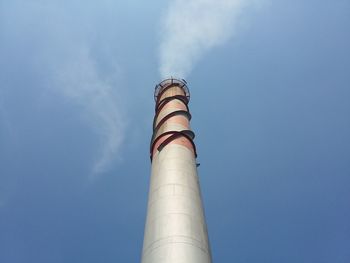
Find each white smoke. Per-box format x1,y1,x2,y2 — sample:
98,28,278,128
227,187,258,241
53,47,125,176
159,0,262,78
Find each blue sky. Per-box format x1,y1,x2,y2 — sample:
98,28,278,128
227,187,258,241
1,0,350,262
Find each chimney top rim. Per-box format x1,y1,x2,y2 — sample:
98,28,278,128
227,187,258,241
154,78,190,102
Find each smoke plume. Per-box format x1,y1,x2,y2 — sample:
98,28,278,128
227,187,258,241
159,0,261,78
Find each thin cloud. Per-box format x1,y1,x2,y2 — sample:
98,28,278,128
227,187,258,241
53,47,126,176
1,1,127,177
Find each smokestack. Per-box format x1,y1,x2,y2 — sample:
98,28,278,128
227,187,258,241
141,78,212,263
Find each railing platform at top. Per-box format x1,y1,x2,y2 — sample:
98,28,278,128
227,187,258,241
154,78,190,102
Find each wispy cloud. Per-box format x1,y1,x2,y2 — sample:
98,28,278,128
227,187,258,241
53,47,126,176
159,0,264,78
0,1,127,177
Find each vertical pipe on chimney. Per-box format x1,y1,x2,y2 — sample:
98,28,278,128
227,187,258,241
141,78,212,263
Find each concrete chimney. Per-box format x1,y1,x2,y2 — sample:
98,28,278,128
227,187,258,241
141,78,212,263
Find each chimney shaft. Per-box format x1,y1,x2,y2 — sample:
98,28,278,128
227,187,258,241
141,78,212,263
